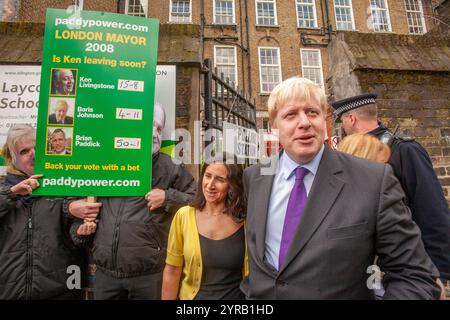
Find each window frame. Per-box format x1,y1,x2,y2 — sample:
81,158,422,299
213,0,236,25
295,0,318,29
404,0,427,34
258,46,282,94
370,0,392,33
300,48,324,88
214,45,238,88
255,0,278,26
125,0,148,18
333,0,356,31
169,0,192,23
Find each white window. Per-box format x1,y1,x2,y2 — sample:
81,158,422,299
334,0,355,30
214,0,235,24
214,46,238,87
405,0,426,34
370,0,392,32
296,0,317,28
125,0,147,17
259,47,282,93
170,0,192,23
256,0,277,26
300,49,324,87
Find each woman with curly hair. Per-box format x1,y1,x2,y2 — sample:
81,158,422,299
162,153,247,300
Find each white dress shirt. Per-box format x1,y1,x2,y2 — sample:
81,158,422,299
264,145,325,271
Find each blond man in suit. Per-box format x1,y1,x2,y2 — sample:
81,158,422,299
241,77,440,299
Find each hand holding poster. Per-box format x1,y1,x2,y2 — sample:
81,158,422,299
33,9,159,196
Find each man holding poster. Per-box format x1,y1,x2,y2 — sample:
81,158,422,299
67,104,196,299
0,125,85,300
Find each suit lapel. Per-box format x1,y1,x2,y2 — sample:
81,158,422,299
253,170,275,262
280,146,345,273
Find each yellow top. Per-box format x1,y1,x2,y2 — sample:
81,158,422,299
165,205,248,300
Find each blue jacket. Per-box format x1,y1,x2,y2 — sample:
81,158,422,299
370,123,450,280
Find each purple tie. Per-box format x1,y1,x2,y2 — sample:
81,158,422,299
279,167,308,269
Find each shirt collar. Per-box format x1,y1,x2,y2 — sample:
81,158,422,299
279,144,325,180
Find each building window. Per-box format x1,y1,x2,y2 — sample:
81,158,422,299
370,0,392,32
296,0,317,28
125,0,147,17
405,0,426,34
214,0,235,24
214,46,238,87
170,0,191,23
334,0,355,30
259,47,282,93
256,0,277,26
300,49,324,87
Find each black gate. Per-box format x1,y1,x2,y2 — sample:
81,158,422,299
202,59,256,131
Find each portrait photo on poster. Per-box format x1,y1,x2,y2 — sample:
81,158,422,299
46,127,73,156
50,68,77,96
48,98,75,125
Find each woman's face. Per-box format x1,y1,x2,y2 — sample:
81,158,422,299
202,163,229,206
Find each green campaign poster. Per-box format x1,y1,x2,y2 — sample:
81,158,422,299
33,9,159,196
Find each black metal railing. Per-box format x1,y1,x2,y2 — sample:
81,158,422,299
202,59,256,132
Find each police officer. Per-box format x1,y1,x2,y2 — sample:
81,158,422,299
331,93,450,291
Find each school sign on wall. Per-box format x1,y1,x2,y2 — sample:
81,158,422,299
33,9,159,196
0,65,176,175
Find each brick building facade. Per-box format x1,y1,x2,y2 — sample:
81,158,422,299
328,32,450,204
1,0,449,201
3,1,440,124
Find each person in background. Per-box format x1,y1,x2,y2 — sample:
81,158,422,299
0,124,85,299
337,133,391,163
162,153,247,300
68,103,196,299
337,132,447,300
332,93,450,293
241,76,440,299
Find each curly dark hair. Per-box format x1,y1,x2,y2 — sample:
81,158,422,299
189,153,246,222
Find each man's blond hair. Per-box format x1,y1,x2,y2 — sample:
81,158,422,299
268,77,328,124
55,100,69,112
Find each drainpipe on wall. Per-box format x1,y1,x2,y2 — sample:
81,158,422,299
244,0,252,95
239,0,246,92
200,0,205,60
323,0,333,43
300,0,334,46
319,0,326,35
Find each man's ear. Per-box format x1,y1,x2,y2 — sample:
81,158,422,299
349,114,357,126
